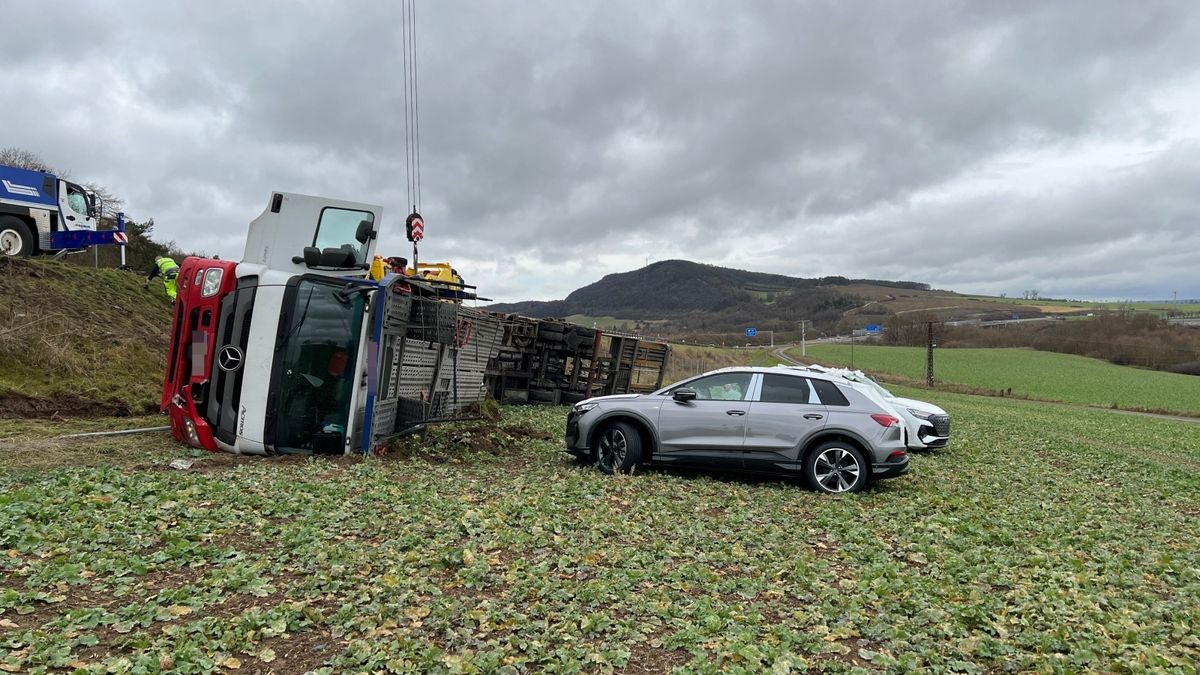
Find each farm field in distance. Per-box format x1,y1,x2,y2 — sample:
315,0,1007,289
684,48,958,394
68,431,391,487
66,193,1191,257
957,294,1200,314
2,394,1199,673
791,343,1200,415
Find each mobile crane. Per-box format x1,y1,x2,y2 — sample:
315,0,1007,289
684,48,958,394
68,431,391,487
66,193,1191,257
0,163,127,257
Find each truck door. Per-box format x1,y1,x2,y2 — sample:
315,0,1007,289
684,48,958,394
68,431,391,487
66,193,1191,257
57,180,95,231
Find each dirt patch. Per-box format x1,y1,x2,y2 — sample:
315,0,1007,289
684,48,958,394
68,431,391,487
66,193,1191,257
501,424,556,441
811,636,883,671
242,625,341,674
621,632,691,673
130,565,210,598
211,531,279,556
380,421,547,463
0,393,151,419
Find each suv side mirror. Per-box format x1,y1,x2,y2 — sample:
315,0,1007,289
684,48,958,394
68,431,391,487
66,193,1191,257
673,388,698,403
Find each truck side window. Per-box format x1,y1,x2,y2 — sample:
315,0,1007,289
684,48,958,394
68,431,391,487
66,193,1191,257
66,184,90,217
314,207,373,267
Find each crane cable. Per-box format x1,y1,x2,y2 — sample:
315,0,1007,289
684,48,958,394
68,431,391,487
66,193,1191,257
401,0,422,213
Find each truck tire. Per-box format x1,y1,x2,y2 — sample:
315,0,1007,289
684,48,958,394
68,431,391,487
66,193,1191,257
529,388,557,404
539,323,566,341
0,217,35,257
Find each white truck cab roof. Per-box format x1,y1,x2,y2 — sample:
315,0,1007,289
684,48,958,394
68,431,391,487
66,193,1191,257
242,192,382,278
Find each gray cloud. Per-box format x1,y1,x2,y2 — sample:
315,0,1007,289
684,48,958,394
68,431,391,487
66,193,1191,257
4,0,1199,302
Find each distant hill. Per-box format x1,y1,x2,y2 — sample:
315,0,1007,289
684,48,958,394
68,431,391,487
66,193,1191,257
486,260,933,336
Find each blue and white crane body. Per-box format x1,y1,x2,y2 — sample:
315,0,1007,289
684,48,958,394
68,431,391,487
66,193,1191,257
0,163,127,257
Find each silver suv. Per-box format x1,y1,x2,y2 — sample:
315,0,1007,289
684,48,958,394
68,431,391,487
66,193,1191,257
565,366,910,493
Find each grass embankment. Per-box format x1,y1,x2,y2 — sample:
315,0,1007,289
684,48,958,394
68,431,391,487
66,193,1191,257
1,400,1198,672
791,343,1200,416
0,259,171,417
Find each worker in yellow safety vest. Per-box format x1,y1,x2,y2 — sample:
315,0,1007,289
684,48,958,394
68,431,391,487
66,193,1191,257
145,256,179,301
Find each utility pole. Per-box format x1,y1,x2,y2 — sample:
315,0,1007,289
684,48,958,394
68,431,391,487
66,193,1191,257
769,330,774,348
798,320,810,357
925,321,935,386
850,331,855,368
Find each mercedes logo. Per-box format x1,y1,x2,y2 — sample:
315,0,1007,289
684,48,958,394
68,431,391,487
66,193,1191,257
217,346,244,372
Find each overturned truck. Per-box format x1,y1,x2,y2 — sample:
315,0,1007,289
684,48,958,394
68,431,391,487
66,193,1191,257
161,192,502,455
486,317,670,405
161,192,670,456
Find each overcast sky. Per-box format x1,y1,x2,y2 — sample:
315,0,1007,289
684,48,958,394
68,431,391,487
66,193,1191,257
5,1,1200,302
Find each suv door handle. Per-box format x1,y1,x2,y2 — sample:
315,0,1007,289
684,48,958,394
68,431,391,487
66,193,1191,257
726,410,746,416
66,215,76,221
803,413,824,420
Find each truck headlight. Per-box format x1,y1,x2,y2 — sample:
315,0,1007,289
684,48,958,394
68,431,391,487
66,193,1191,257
907,408,932,420
183,417,201,446
200,268,224,297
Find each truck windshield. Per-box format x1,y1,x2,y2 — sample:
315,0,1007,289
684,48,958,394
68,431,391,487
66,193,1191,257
273,279,366,454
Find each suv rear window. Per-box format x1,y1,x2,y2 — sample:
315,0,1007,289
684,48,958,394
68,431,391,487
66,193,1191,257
811,379,850,406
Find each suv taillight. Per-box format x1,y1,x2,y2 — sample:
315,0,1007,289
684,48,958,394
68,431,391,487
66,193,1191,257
871,413,900,427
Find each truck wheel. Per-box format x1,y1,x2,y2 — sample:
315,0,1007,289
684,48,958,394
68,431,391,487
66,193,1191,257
597,421,643,475
0,217,34,257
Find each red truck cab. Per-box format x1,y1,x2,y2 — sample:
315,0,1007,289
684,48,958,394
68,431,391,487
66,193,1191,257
161,257,239,451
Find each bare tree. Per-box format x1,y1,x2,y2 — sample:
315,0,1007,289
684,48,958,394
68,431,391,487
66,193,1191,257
0,147,53,172
86,182,125,221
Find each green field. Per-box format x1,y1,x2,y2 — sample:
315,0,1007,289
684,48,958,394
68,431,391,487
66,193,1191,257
564,315,663,332
959,294,1200,314
2,397,1199,672
791,344,1200,415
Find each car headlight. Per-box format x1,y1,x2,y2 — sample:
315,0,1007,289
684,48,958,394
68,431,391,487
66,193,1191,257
574,402,598,413
907,408,933,420
200,268,224,297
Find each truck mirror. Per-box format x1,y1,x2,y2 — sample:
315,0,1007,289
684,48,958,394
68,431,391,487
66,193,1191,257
302,246,321,267
355,220,377,244
320,246,355,268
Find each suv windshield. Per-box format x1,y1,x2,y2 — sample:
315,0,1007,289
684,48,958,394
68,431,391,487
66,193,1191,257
272,278,366,454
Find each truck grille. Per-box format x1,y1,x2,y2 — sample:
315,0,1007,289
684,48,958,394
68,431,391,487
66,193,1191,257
930,415,951,437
